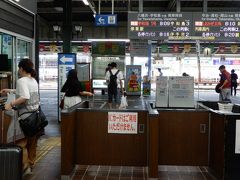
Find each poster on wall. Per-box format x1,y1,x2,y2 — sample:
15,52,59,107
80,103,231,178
125,65,142,96
108,112,138,134
142,75,151,96
235,120,240,154
155,76,168,107
168,76,194,108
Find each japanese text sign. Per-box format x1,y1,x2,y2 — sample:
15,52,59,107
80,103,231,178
108,112,138,134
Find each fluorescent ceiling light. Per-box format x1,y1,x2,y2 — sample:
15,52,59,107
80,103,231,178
88,39,130,42
82,0,89,5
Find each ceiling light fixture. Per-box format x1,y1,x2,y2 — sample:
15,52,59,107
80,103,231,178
82,0,89,6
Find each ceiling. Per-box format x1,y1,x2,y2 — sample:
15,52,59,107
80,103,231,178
37,0,240,23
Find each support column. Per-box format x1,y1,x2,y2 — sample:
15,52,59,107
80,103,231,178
203,0,208,13
63,0,72,53
139,0,143,13
35,14,39,83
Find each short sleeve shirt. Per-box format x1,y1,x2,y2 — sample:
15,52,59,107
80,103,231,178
16,77,39,116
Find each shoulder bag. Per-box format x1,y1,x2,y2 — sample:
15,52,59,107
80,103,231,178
19,107,48,137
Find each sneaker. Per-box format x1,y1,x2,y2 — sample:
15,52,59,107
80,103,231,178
23,167,33,175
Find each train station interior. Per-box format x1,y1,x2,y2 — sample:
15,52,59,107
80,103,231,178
1,0,240,180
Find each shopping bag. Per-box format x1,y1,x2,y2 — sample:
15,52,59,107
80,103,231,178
119,96,128,109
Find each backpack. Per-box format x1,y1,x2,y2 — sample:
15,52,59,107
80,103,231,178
108,69,120,93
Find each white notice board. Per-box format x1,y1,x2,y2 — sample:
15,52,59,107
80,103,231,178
235,120,240,154
108,112,138,134
168,76,194,108
155,76,168,107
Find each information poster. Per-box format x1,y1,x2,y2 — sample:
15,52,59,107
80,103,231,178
142,75,151,96
168,76,194,108
108,112,138,134
235,120,240,154
125,65,141,96
155,76,168,107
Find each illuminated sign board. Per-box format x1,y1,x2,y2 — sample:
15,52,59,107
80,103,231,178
128,12,240,41
128,12,192,40
193,12,240,41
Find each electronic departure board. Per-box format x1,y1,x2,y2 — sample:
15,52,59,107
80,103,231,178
128,12,193,40
128,12,240,41
193,12,240,41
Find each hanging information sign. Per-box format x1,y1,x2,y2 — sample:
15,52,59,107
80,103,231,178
193,12,240,41
128,12,192,40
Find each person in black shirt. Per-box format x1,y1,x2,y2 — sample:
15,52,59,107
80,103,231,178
61,69,93,109
231,69,238,96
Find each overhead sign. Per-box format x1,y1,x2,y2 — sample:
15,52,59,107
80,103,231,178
108,112,138,134
95,14,117,26
91,41,125,56
193,12,240,41
128,12,192,40
128,12,240,41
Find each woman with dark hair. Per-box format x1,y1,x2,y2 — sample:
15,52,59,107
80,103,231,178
0,58,40,174
61,69,93,109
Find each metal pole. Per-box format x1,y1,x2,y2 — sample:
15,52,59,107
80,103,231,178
139,0,143,13
98,0,101,14
112,0,114,14
203,0,208,13
196,40,201,102
176,0,181,13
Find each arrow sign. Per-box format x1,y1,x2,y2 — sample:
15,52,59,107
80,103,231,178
60,56,73,64
98,17,105,24
95,14,117,26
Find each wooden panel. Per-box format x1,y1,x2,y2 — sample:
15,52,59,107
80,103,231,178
148,115,159,178
75,111,147,166
61,111,76,175
209,113,224,179
158,111,209,165
0,110,12,144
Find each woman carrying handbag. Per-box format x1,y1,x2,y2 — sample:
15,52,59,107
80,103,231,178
0,58,42,174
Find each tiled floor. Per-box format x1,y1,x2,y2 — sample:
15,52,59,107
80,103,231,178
71,165,216,180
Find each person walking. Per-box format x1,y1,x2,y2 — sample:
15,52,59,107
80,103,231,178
105,62,124,109
61,69,93,109
231,69,238,96
218,65,231,101
0,58,41,173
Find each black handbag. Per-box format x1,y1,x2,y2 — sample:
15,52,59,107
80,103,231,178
19,108,48,137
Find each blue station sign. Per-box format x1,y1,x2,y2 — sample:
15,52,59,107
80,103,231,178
95,14,117,26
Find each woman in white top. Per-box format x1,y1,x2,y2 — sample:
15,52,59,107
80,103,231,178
0,58,40,173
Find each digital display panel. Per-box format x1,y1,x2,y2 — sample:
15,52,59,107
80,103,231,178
128,12,193,40
193,12,240,41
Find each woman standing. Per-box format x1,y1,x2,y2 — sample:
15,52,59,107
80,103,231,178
0,58,40,173
61,69,93,108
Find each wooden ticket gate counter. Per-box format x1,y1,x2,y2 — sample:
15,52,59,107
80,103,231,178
61,101,240,180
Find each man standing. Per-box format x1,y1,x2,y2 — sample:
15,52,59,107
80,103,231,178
218,65,231,101
105,62,124,109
